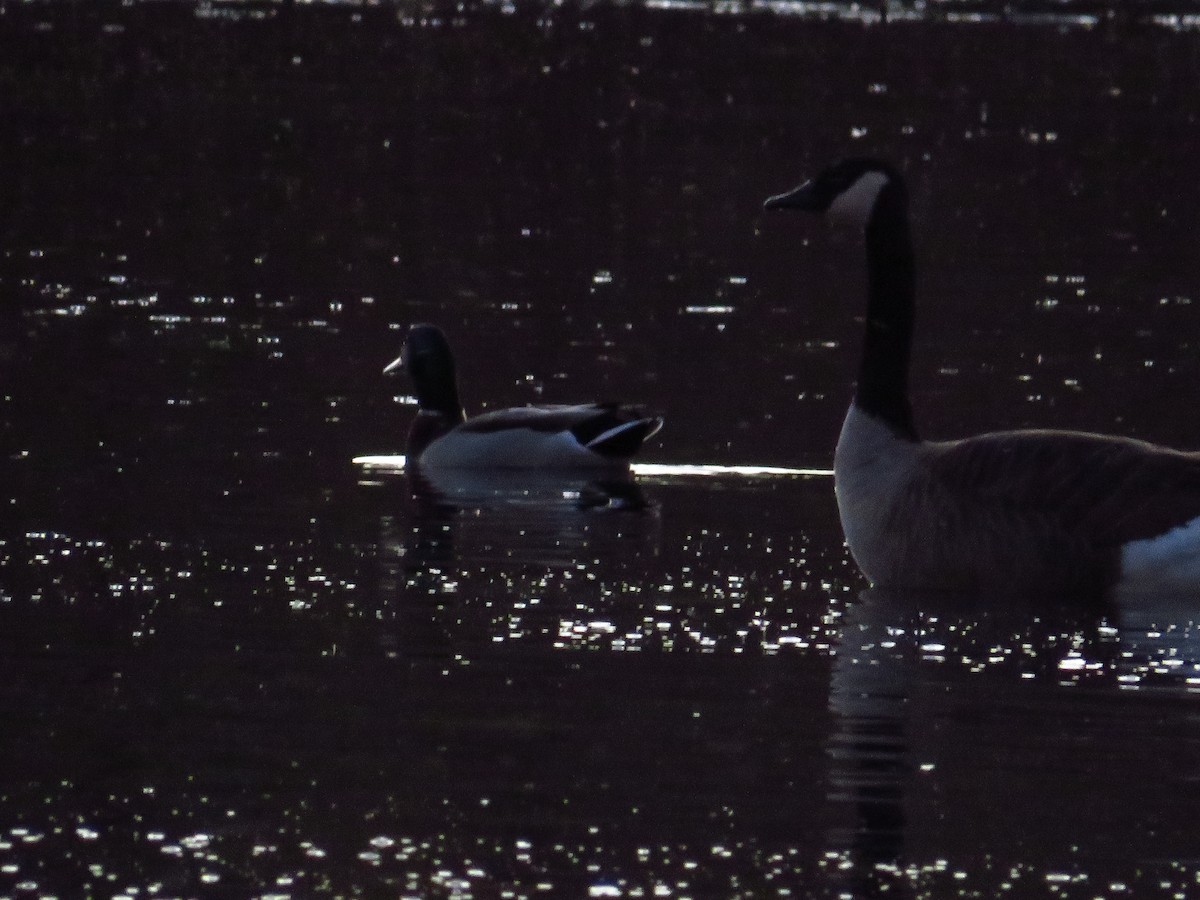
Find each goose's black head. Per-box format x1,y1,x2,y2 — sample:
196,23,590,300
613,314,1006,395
764,158,899,229
383,323,463,418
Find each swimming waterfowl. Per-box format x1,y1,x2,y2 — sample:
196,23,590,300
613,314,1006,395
384,324,663,469
765,158,1200,596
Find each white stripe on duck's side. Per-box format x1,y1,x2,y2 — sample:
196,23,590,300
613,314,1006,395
418,407,658,469
385,325,663,470
766,158,1200,597
419,427,599,468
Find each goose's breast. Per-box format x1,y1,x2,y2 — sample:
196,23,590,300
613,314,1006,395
833,405,1118,593
833,405,924,584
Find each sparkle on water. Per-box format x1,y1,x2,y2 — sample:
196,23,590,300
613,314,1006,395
4,0,1200,896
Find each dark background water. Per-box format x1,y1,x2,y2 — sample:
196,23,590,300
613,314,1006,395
2,1,1200,896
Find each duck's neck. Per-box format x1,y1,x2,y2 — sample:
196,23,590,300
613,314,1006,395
408,368,462,436
857,179,918,441
414,372,466,426
408,380,465,459
407,408,459,458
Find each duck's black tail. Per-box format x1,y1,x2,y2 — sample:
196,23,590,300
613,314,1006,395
577,411,664,459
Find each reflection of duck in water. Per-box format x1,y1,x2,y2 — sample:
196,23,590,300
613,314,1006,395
766,159,1200,597
407,465,649,513
371,457,659,587
384,324,663,470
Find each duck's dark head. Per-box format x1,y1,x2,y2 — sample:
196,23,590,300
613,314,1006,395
384,323,463,418
764,158,900,230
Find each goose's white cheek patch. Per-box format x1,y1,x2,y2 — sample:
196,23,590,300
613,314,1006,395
828,170,891,229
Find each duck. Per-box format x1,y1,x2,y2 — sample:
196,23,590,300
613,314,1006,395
384,323,663,469
764,157,1200,597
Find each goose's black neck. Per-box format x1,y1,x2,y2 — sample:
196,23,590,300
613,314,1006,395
857,178,918,441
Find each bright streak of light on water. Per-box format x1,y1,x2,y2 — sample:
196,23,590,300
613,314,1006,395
353,456,833,478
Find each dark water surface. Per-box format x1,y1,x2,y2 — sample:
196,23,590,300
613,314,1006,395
3,1,1200,896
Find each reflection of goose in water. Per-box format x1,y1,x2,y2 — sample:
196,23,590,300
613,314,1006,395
384,324,663,469
827,591,910,880
826,587,1200,891
766,159,1200,597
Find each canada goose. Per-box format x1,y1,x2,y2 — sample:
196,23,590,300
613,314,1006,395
384,324,663,468
764,158,1200,596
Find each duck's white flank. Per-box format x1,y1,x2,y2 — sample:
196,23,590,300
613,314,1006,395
418,427,625,469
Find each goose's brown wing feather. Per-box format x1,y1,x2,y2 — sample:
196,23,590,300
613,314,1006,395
925,429,1200,547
